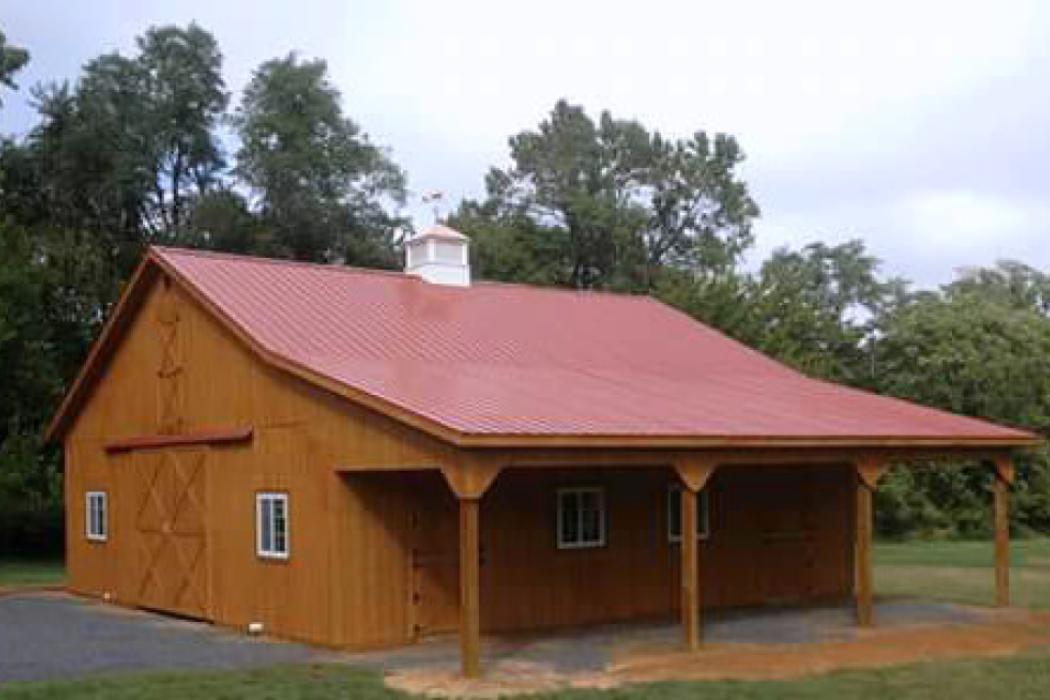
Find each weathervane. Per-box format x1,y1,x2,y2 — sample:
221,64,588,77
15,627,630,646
421,190,445,223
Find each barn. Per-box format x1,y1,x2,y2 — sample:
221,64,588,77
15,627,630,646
48,225,1038,677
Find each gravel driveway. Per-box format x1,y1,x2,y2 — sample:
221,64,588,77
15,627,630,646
0,592,335,683
1,590,985,684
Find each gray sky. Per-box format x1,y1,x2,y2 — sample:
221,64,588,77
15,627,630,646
3,0,1049,288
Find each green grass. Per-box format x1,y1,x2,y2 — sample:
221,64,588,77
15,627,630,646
6,650,1050,699
0,558,65,589
874,538,1050,609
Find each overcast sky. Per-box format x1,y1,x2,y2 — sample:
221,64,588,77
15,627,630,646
3,0,1049,288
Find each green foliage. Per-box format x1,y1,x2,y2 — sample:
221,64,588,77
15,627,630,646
135,24,229,233
450,100,758,291
233,53,407,264
873,271,1050,535
743,241,904,385
0,223,65,554
0,29,30,102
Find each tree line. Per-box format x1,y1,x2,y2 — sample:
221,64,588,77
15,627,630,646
1,23,1048,553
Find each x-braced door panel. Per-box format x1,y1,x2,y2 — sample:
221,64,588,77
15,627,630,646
133,448,209,620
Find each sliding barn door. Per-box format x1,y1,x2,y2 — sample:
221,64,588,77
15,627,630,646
132,448,210,620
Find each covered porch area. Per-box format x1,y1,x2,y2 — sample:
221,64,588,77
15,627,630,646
346,442,1021,679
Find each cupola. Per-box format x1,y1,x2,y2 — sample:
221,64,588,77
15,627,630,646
405,224,471,287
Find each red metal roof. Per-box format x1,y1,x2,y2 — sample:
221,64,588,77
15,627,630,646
144,246,1036,445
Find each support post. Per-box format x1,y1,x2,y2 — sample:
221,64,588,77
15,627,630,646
441,453,502,680
993,456,1015,608
680,486,700,651
854,478,874,627
854,457,887,628
459,497,481,678
674,457,716,651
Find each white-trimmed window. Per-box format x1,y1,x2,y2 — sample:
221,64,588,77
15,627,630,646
85,491,107,542
668,485,710,543
256,492,289,559
557,487,606,549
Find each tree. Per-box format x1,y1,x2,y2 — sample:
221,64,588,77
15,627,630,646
743,240,904,385
0,222,67,555
0,29,30,105
136,24,228,233
10,23,226,279
451,100,758,291
232,53,407,264
874,277,1050,536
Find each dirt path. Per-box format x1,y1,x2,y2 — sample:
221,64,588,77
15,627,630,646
386,609,1050,698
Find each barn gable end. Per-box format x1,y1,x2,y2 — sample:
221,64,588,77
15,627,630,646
64,261,451,648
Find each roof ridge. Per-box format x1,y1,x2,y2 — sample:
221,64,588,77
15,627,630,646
153,246,659,301
150,246,417,281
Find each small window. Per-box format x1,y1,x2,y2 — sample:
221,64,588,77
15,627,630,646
85,491,107,542
256,492,289,559
557,487,606,549
668,485,710,543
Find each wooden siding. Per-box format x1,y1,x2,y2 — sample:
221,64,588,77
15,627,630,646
474,465,854,633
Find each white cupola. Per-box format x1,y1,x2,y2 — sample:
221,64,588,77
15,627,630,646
405,224,471,287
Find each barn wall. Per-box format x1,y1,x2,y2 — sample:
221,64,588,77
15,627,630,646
475,464,855,632
65,272,449,648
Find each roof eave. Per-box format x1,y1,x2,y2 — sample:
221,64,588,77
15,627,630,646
449,433,1043,451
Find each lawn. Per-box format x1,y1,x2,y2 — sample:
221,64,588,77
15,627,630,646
0,558,65,590
4,540,1050,698
6,650,1050,699
874,537,1050,609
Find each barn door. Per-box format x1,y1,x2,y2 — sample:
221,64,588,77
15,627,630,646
409,474,460,637
757,470,817,604
133,448,210,620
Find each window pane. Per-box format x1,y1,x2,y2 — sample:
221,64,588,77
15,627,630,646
581,504,601,543
274,500,286,553
560,492,579,544
260,500,273,551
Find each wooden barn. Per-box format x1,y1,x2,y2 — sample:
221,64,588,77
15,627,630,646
48,226,1038,677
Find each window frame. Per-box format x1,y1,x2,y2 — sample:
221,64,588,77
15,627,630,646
556,486,607,550
667,485,711,543
85,491,107,542
256,492,290,560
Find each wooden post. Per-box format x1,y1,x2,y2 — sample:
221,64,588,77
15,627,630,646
680,486,700,651
441,455,501,679
674,457,716,651
459,497,481,678
854,478,874,627
854,458,887,628
993,456,1015,607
